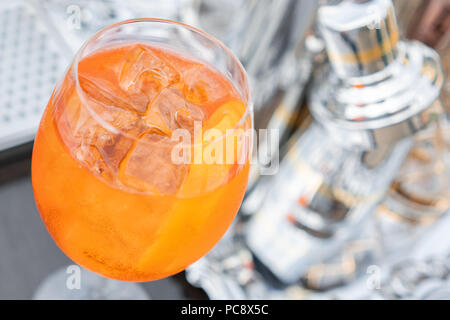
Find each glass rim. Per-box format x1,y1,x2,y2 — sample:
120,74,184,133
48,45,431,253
72,18,253,147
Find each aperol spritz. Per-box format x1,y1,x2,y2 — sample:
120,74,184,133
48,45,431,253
32,19,252,281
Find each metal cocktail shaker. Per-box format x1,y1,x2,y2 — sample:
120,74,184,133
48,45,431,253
245,0,444,284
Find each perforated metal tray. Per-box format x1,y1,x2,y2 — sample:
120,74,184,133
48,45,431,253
0,0,68,152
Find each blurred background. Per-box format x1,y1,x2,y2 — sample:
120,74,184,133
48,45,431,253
0,0,449,299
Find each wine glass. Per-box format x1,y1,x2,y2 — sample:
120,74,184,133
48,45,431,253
31,18,252,297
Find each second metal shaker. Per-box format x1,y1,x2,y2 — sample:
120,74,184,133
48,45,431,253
245,0,444,284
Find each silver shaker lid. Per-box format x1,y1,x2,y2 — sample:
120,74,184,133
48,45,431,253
310,0,444,150
318,0,399,78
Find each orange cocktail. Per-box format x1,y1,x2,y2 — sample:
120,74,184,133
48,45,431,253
31,19,252,281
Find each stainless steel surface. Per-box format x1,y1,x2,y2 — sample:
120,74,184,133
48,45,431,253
185,0,319,110
310,41,444,150
319,0,399,78
375,122,450,255
186,209,450,299
245,34,326,191
40,0,187,54
245,123,412,283
0,0,68,152
245,0,444,284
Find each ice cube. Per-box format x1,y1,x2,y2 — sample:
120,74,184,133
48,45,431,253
118,132,188,194
71,119,135,178
79,74,149,114
60,85,142,181
146,87,205,135
181,65,227,105
74,144,114,181
77,73,148,136
119,45,181,109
